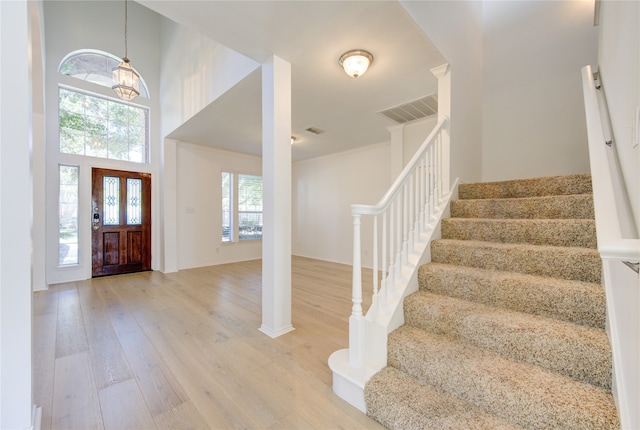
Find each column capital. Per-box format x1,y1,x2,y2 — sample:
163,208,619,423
430,63,450,79
386,123,406,134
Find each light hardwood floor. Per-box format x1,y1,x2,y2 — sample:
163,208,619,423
33,256,384,430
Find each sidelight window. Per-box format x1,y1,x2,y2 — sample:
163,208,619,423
59,165,79,266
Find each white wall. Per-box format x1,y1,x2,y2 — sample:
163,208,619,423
598,0,640,232
159,18,259,137
481,0,598,181
0,1,34,427
401,0,484,184
403,116,439,166
176,142,262,269
292,143,391,266
291,116,438,267
43,1,163,284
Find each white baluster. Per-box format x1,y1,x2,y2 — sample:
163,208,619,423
419,157,425,235
402,182,408,267
349,214,364,368
395,193,402,285
380,211,388,311
415,170,421,244
388,202,395,294
371,215,379,317
437,134,443,202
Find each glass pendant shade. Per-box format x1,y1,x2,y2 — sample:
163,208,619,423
112,58,140,101
339,50,374,78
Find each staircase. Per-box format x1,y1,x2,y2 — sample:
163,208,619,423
364,173,620,429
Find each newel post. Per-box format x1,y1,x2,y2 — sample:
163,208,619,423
431,63,450,193
350,213,365,368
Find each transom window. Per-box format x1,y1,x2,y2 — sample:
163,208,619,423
59,88,149,162
59,50,149,98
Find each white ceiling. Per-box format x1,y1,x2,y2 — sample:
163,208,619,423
138,1,447,162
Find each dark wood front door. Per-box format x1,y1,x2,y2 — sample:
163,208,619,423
92,168,151,277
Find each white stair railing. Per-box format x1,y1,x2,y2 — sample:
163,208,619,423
582,64,640,430
330,118,457,411
330,62,453,413
349,118,450,368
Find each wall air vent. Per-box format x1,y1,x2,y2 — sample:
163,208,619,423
305,126,325,135
378,94,438,124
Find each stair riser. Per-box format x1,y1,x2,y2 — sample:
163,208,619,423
451,194,594,219
458,173,592,200
418,264,606,329
388,327,619,430
431,240,601,283
442,218,597,248
403,293,612,388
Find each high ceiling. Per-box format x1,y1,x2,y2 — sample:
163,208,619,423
138,1,447,162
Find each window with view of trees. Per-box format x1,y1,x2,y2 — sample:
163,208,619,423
59,88,148,162
222,172,263,242
58,50,149,163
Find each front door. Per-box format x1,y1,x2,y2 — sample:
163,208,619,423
92,168,151,277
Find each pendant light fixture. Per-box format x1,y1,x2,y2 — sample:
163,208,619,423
339,49,374,79
112,0,140,101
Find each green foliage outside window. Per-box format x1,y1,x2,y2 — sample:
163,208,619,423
59,88,148,162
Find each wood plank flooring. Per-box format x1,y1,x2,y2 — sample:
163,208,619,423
33,256,384,430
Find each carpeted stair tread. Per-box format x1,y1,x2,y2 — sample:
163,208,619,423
450,194,594,219
364,366,524,430
431,239,601,283
387,326,619,430
403,291,611,388
418,263,606,329
441,218,597,248
458,173,592,200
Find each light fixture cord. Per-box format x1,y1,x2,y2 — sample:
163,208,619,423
124,0,128,59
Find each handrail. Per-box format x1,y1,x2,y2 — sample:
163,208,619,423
581,65,639,268
347,117,454,370
352,118,447,216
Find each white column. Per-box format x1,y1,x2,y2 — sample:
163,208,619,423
0,0,34,427
431,63,451,192
387,123,405,181
260,55,294,338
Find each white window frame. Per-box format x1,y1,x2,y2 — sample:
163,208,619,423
58,86,150,163
221,171,263,243
58,164,80,267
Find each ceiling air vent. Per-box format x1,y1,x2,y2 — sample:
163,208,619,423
379,94,438,124
305,126,325,135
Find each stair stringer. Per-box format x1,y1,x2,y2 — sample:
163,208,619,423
329,180,459,413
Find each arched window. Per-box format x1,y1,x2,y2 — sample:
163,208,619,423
57,50,149,163
59,49,149,98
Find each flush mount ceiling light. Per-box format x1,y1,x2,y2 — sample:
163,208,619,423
339,49,374,78
112,0,140,101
